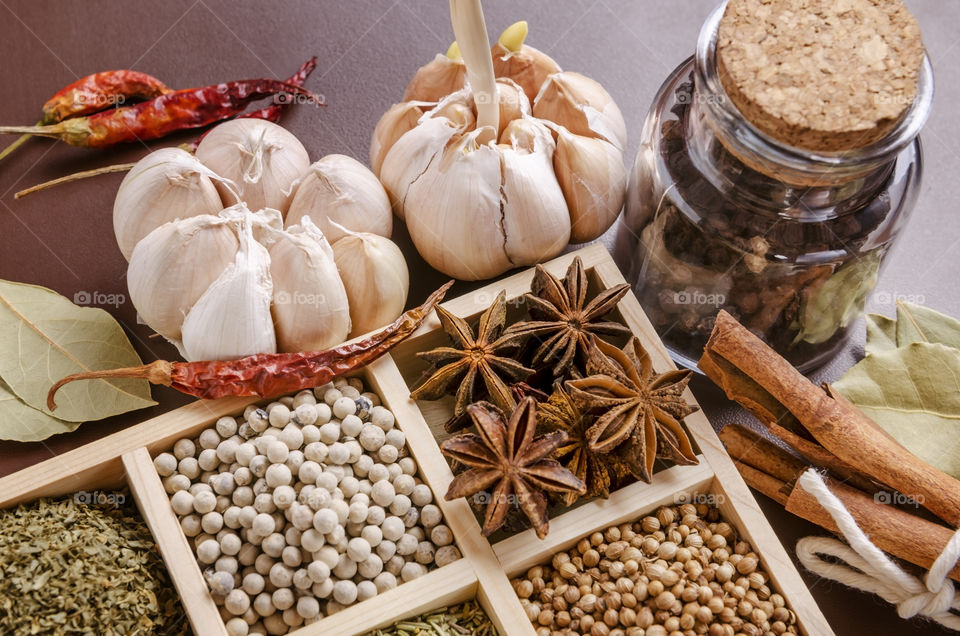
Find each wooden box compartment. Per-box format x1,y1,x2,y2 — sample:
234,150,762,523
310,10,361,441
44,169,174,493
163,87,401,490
0,245,833,636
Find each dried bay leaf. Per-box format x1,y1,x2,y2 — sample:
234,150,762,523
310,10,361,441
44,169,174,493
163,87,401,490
864,313,897,356
0,379,80,441
833,342,960,480
793,250,880,345
896,301,960,349
0,279,155,424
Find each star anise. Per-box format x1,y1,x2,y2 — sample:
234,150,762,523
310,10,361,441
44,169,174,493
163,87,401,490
538,384,613,506
566,336,699,483
504,256,632,376
410,290,533,426
440,397,586,539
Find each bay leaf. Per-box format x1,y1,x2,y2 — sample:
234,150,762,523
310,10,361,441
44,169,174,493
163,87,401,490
0,379,80,441
793,250,880,345
833,342,960,480
864,313,897,356
0,279,155,422
896,301,960,349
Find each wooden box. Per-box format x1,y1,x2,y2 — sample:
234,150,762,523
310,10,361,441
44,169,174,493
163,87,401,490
0,245,833,636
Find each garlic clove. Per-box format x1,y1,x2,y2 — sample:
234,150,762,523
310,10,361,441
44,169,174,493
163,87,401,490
403,51,467,102
127,214,239,342
498,118,571,266
495,78,531,139
196,119,310,215
331,232,409,337
401,128,510,280
286,155,392,243
113,147,224,261
552,127,626,243
533,71,627,151
370,102,428,177
379,115,461,223
181,216,277,361
492,21,562,104
267,218,351,353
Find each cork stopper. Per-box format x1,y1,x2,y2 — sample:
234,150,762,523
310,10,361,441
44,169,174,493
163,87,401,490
717,0,925,152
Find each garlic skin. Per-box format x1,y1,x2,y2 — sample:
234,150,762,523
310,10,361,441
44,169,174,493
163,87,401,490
196,119,310,215
553,127,627,243
492,22,562,104
285,155,392,243
181,217,276,361
403,52,466,102
113,148,224,261
268,218,351,352
370,102,427,177
533,71,628,151
127,214,239,341
331,232,409,337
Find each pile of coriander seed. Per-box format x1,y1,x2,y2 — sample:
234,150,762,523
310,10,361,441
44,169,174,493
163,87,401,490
511,502,798,636
154,376,461,636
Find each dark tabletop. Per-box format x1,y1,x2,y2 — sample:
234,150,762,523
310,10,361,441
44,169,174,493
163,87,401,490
1,2,957,634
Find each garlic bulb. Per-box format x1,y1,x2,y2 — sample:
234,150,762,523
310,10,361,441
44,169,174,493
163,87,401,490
331,231,409,337
285,155,392,243
374,5,626,279
268,218,351,351
113,148,224,260
127,214,239,341
196,119,310,214
403,43,466,102
181,217,276,361
370,102,428,176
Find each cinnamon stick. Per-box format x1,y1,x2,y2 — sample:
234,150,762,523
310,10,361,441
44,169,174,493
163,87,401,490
786,475,960,583
732,459,790,505
700,310,960,527
765,422,879,495
718,423,807,483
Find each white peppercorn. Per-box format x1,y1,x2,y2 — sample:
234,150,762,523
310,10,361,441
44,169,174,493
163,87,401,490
254,554,274,576
390,494,412,517
284,450,304,473
212,472,235,496
281,545,301,568
402,507,420,530
378,444,399,464
368,463,390,483
215,555,239,575
333,554,358,580
252,512,275,537
384,429,405,449
268,405,291,428
269,563,293,588
344,440,363,463
198,539,222,564
371,406,394,431
202,511,225,534
347,537,372,562
163,473,191,494
296,595,320,619
198,429,221,450
198,448,220,471
415,541,436,565
323,388,343,406
312,508,338,534
174,438,196,459
430,524,453,546
279,426,303,451
224,588,250,615
181,514,202,537
272,588,295,611
253,493,276,515
154,452,178,476
327,442,349,465
178,457,200,479
312,578,334,600
221,532,243,556
366,505,386,527
242,572,265,595
354,579,376,603
340,476,360,499
348,501,368,525
371,480,395,507
265,464,292,488
171,490,195,516
271,485,295,510
216,416,238,438
333,397,357,420
435,545,461,567
373,571,397,593
396,533,418,557
194,490,217,514
332,580,358,605
253,592,275,617
330,500,350,525
215,495,231,513
392,473,415,496
294,404,319,427
326,524,346,546
401,562,427,582
225,616,249,636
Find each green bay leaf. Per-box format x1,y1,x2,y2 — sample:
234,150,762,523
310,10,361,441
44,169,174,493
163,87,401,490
896,301,960,349
0,378,79,441
865,313,897,356
0,279,155,423
833,342,960,480
793,250,880,346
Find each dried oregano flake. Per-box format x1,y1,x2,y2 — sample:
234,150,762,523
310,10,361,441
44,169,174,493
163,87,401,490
0,494,188,635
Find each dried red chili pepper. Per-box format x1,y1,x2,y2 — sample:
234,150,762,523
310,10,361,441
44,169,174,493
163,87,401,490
41,70,172,124
47,282,452,406
0,79,323,148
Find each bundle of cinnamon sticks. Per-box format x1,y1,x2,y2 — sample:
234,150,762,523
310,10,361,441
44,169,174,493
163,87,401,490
701,311,960,582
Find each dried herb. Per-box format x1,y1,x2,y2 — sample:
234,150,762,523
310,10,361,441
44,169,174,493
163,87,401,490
441,397,586,538
411,290,533,427
0,279,155,434
538,383,613,505
566,337,698,482
834,302,960,480
0,494,187,635
367,600,498,635
504,256,631,376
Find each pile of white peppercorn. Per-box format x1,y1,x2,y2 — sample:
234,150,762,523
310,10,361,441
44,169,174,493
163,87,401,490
154,376,461,636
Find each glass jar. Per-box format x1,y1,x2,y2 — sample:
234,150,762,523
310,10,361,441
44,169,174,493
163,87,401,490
615,2,933,372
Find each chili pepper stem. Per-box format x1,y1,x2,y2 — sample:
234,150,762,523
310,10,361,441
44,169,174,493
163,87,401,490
15,162,137,199
0,132,33,164
0,123,66,138
47,360,174,410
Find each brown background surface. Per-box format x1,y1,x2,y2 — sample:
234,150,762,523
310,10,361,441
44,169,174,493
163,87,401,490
0,1,958,634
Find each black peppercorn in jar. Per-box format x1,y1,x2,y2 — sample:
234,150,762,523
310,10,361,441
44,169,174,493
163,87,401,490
615,0,932,371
